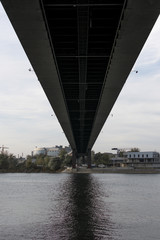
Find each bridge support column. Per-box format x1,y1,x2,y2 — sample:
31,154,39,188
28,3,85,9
72,149,77,169
87,149,91,168
82,155,85,164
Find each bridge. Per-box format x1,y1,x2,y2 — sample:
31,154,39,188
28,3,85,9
1,0,160,167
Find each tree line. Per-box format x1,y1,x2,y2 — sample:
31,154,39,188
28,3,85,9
0,148,140,172
25,149,72,171
0,150,111,171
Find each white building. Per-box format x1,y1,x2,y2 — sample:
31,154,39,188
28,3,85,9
33,147,47,156
124,151,159,163
33,145,71,158
47,147,60,157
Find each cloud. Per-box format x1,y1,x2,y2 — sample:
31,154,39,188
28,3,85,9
135,15,160,66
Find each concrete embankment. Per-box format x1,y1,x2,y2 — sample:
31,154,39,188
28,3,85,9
63,167,160,174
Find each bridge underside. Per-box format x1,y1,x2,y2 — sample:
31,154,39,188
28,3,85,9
1,0,160,156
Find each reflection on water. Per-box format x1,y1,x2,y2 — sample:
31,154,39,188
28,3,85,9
1,173,160,240
57,174,114,240
0,173,115,240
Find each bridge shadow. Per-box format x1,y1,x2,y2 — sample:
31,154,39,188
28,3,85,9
58,173,115,240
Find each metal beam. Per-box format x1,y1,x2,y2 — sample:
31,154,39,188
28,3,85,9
87,0,160,149
45,4,124,7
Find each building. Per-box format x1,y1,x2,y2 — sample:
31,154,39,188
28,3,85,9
47,147,60,157
33,147,47,156
33,145,71,158
110,151,160,168
110,157,126,167
124,151,159,163
124,151,160,168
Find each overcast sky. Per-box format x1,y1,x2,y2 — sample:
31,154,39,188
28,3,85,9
0,3,160,157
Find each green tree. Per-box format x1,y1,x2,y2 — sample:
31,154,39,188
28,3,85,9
63,154,72,166
0,153,9,169
44,156,50,168
25,158,32,168
94,152,102,165
0,152,17,170
8,154,17,169
36,155,44,165
118,150,125,157
101,153,109,165
48,157,62,171
130,148,140,152
93,152,110,166
59,149,67,161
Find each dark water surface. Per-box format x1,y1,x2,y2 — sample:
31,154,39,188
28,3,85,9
0,173,160,240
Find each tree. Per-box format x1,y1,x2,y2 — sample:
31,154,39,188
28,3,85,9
36,155,44,165
118,150,125,157
93,152,110,166
48,157,62,171
63,154,72,166
0,153,9,169
59,149,67,161
94,152,103,165
25,158,32,168
8,154,17,169
101,153,110,165
130,148,140,152
44,156,50,168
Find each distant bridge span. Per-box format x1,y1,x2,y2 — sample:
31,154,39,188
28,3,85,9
2,0,160,166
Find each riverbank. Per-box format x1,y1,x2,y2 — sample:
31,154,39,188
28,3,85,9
62,167,160,174
0,168,61,174
1,167,160,174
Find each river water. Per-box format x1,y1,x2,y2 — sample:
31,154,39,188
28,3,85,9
0,173,160,240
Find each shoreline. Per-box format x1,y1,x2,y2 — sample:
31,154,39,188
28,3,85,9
1,167,160,174
62,167,160,174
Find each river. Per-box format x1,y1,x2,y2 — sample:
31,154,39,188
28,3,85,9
0,173,160,240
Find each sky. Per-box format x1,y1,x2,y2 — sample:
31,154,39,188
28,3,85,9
0,3,160,157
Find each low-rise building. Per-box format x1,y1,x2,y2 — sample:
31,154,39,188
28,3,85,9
124,151,159,163
110,151,160,168
124,151,160,168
